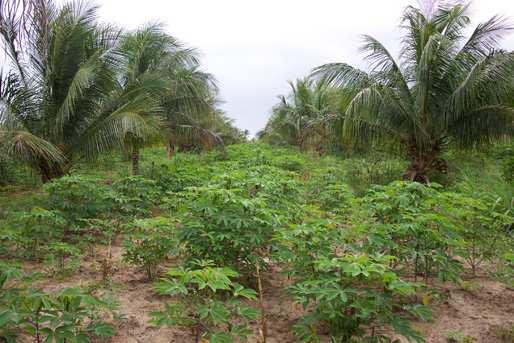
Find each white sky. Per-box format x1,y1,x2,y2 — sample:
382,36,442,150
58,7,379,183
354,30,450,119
37,1,514,134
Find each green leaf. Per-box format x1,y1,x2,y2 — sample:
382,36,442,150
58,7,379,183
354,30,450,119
237,306,259,320
91,322,115,337
232,284,257,300
209,301,230,325
209,332,233,343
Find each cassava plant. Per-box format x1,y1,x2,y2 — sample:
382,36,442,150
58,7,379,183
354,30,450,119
122,217,179,280
288,254,430,342
43,242,82,277
1,263,117,343
45,176,115,221
276,219,430,342
16,288,117,343
151,260,259,343
178,186,281,276
361,182,464,282
6,207,67,259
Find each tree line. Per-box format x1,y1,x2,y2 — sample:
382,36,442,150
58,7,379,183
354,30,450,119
0,0,245,182
259,0,514,182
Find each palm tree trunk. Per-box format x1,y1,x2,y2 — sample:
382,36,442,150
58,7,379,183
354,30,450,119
131,147,140,175
403,157,431,183
167,141,175,159
402,141,446,183
39,160,66,183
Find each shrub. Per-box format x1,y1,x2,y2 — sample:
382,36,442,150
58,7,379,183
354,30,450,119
276,156,305,172
4,207,67,259
43,242,82,276
144,162,206,192
288,254,429,342
316,182,355,216
210,164,303,215
178,187,281,274
492,144,514,183
274,217,348,279
75,218,122,258
360,181,514,283
17,288,116,343
45,175,115,220
361,182,464,282
0,264,117,343
344,155,405,195
493,252,514,289
0,262,39,341
151,261,258,342
441,192,513,276
112,176,161,215
123,217,179,280
446,330,477,343
490,324,514,342
276,220,429,342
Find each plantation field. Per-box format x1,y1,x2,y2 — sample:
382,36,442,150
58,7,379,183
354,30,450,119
0,144,513,343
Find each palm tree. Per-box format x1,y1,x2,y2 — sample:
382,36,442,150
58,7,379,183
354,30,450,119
117,24,187,174
161,62,223,157
0,0,158,181
119,23,223,166
313,0,514,181
208,109,246,145
170,106,247,152
259,78,348,153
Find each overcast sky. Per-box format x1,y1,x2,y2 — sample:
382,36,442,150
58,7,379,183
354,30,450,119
59,1,514,134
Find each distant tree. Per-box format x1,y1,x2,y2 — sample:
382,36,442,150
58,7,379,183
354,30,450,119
169,108,246,154
259,78,351,153
118,24,215,174
314,0,514,181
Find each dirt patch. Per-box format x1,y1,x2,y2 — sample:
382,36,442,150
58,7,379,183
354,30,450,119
23,245,514,343
420,279,514,343
109,263,301,343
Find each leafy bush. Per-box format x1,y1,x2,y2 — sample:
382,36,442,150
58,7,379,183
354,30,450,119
316,182,355,216
210,164,303,215
144,162,206,192
276,220,429,342
123,217,179,279
275,217,348,279
441,192,513,275
45,176,115,221
360,181,514,282
112,176,161,215
75,218,121,258
360,182,464,282
0,262,38,341
276,156,305,172
20,289,116,342
490,324,514,342
289,254,429,342
151,261,258,342
178,187,281,274
0,264,117,342
3,207,67,259
494,252,514,289
43,242,82,276
446,330,477,343
492,144,514,183
344,155,405,195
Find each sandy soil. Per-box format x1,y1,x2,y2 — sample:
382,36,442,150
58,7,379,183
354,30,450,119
421,279,514,343
24,243,514,343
